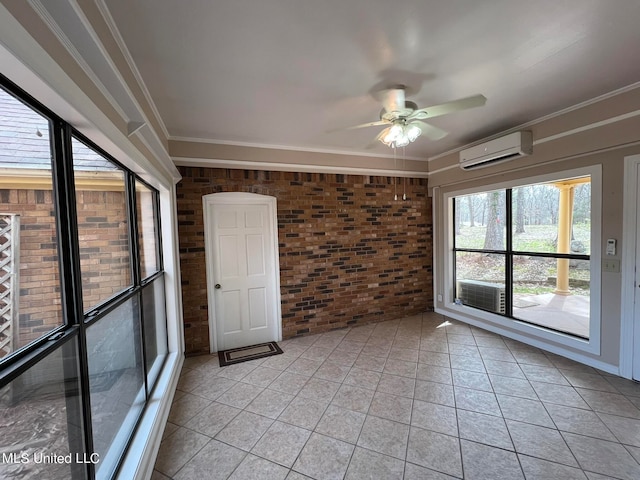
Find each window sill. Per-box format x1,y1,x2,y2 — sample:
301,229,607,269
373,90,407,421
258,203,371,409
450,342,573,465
115,352,183,480
435,302,615,374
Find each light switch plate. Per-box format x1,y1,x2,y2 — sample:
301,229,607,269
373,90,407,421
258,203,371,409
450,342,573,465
602,259,620,273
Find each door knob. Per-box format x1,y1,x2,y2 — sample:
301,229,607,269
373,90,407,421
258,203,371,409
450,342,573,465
215,283,221,289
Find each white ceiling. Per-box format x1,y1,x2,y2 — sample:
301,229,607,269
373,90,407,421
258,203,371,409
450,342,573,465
103,0,640,160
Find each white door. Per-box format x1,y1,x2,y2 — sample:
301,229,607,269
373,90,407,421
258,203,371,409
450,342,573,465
621,156,640,380
203,193,281,351
634,164,640,380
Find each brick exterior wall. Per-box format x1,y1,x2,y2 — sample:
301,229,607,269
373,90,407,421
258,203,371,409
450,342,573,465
136,186,159,278
0,188,61,350
0,187,131,356
76,190,132,309
177,167,433,355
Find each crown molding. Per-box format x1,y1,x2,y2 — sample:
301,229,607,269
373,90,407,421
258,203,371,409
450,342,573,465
169,135,426,162
172,157,429,178
532,109,640,146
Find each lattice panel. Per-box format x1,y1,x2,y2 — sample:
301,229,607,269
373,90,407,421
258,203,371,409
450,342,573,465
0,214,19,358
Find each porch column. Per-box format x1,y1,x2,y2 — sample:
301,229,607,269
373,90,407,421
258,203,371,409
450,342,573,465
554,183,574,295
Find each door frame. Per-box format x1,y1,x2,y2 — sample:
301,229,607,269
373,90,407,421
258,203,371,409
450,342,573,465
202,192,282,353
620,154,640,380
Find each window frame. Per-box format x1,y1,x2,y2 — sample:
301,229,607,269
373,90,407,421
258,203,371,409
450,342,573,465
71,131,137,315
442,165,602,354
0,80,76,370
0,73,168,480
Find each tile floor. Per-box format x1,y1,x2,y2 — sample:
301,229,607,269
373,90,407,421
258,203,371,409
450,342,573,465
152,313,640,480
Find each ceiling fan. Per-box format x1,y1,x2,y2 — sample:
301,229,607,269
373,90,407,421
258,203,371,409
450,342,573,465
337,86,487,148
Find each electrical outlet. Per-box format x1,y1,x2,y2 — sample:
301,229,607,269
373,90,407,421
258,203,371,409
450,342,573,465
437,294,443,302
602,259,620,273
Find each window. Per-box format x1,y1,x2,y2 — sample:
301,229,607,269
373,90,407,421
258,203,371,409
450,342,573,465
86,298,145,480
0,75,168,480
142,276,167,387
136,179,160,279
452,175,593,339
73,137,132,311
0,90,64,360
0,338,85,480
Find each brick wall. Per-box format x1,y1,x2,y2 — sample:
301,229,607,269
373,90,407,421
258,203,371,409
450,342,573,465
0,188,61,350
76,190,132,309
177,167,433,355
0,187,131,356
136,186,159,278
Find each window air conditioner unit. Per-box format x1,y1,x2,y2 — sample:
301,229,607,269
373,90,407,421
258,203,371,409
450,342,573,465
456,279,506,314
459,131,533,170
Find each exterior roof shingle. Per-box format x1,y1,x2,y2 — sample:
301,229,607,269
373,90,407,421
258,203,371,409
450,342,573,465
0,87,119,172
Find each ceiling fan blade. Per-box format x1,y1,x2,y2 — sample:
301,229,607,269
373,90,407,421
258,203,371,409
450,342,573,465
414,120,448,140
409,94,487,120
346,120,389,130
327,120,389,133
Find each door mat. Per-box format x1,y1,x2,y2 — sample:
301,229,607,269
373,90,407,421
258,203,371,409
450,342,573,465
218,342,283,367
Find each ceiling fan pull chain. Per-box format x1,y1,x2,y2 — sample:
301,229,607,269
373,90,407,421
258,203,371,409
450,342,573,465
393,144,398,201
402,145,407,200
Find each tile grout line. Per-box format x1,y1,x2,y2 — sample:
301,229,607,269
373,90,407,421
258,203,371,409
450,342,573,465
471,328,529,479
159,313,640,479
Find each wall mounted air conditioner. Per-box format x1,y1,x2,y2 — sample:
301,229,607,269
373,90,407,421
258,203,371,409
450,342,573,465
456,279,506,314
459,131,533,170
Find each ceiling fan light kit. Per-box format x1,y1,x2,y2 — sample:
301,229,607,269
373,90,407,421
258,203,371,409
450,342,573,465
380,122,422,147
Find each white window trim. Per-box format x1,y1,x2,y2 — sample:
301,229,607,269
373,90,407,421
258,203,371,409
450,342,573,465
437,165,602,356
0,13,185,478
117,185,185,480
